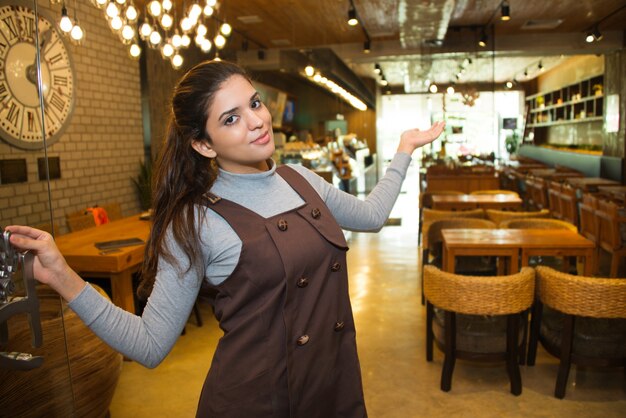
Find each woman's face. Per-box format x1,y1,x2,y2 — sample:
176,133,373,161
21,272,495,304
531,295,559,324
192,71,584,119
193,74,275,174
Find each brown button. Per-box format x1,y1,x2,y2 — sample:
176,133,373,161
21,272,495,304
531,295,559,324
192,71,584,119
297,335,310,346
334,321,345,332
311,208,321,219
297,277,309,288
331,262,341,272
277,219,288,231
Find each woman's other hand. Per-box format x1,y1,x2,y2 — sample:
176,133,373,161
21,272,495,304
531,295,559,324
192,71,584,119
6,226,85,301
397,121,446,155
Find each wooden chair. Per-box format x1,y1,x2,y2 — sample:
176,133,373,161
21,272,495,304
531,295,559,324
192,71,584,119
424,265,535,395
421,208,485,250
65,210,96,232
525,176,548,211
595,199,626,277
578,193,600,274
546,181,563,220
100,202,123,221
557,184,579,229
528,267,626,398
485,208,551,227
470,189,519,196
418,191,464,244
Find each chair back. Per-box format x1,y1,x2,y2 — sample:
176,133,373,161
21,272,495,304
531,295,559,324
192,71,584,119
558,185,579,228
427,218,496,257
485,208,550,226
421,208,485,248
596,199,624,251
66,210,96,232
424,265,535,315
546,181,562,219
578,193,599,243
500,218,577,232
537,266,626,319
525,176,548,210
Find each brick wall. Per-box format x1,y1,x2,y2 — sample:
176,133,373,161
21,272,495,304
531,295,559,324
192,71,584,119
0,1,144,234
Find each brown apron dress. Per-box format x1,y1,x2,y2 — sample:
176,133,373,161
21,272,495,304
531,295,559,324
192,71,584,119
196,166,367,418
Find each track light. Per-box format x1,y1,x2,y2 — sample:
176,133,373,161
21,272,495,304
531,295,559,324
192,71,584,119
505,80,514,89
538,61,544,72
363,39,371,53
585,31,594,43
500,1,510,21
374,63,381,74
347,6,358,26
478,30,487,47
592,27,603,41
429,83,438,93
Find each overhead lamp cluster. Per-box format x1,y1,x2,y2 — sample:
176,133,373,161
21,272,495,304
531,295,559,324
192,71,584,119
49,0,85,43
302,65,367,111
585,26,603,43
90,0,232,69
582,4,626,43
478,0,511,48
345,0,371,53
373,63,388,87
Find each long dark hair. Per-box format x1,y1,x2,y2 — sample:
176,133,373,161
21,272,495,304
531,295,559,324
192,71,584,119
138,60,250,299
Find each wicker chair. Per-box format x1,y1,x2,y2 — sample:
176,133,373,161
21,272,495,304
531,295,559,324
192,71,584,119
485,208,551,227
418,191,465,244
529,267,626,398
421,208,485,249
470,189,519,196
424,265,535,395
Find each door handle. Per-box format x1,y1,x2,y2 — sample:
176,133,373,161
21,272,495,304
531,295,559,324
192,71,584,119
0,229,43,370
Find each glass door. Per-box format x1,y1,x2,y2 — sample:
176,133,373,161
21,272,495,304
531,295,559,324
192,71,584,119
0,0,75,416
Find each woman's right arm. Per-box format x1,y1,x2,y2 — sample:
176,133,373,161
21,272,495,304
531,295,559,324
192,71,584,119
7,225,202,368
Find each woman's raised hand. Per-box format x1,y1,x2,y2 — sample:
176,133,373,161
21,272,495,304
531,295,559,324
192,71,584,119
397,121,445,155
6,226,85,301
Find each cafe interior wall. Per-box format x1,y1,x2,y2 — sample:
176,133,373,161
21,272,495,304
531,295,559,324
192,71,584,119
0,0,144,233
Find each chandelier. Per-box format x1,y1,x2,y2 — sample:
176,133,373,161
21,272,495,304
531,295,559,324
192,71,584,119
89,0,232,69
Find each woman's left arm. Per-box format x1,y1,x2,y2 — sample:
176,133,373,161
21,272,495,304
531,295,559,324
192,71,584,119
293,122,444,231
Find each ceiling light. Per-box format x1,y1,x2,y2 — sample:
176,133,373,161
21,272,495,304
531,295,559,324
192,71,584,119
500,1,510,21
478,31,487,47
125,5,138,21
585,32,595,43
70,20,84,41
304,65,315,77
220,23,232,36
429,84,438,93
172,53,183,69
148,0,161,17
592,27,603,41
446,86,455,95
214,33,226,49
106,0,119,18
347,7,358,26
505,80,514,89
374,63,381,74
129,43,141,58
363,40,371,53
59,6,73,33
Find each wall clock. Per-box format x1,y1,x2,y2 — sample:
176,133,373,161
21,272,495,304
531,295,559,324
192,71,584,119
0,0,75,150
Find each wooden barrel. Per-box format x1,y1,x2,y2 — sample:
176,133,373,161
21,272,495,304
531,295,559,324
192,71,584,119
0,285,122,418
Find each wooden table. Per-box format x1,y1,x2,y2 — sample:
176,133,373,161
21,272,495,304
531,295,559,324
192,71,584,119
565,177,620,192
597,185,626,203
431,194,523,211
56,215,151,313
442,229,595,276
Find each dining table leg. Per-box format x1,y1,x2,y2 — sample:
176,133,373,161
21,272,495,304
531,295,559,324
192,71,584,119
110,269,137,314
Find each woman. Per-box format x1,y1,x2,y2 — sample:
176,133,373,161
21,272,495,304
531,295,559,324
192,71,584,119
8,60,444,417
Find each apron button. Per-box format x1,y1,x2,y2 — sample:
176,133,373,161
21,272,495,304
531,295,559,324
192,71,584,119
331,262,341,272
311,208,321,219
297,335,310,346
334,321,345,332
297,277,309,288
277,219,288,231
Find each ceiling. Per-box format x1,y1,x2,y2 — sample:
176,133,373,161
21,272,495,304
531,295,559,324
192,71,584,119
135,0,626,94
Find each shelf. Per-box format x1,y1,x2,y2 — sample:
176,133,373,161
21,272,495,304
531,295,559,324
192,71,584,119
527,116,603,128
529,94,604,113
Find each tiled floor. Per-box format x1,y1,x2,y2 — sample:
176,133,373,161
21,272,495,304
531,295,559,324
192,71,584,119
109,163,626,417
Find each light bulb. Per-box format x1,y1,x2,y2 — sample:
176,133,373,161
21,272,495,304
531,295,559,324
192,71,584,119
122,25,135,40
194,34,205,46
60,14,73,33
203,5,214,16
304,65,314,77
172,53,183,68
149,30,162,45
214,55,221,62
429,84,438,93
106,0,119,18
181,34,191,47
162,43,174,57
115,0,126,4
140,22,152,39
110,16,123,31
447,86,455,95
196,23,207,37
206,0,217,7
160,13,173,29
200,38,212,52
162,0,172,11
129,43,141,58
172,32,182,47
148,0,162,17
214,33,226,49
95,0,107,6
220,23,232,36
70,23,84,41
180,16,193,32
189,4,202,18
125,5,138,21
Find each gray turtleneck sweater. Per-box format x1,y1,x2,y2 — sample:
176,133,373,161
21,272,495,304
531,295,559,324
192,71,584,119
68,152,411,368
